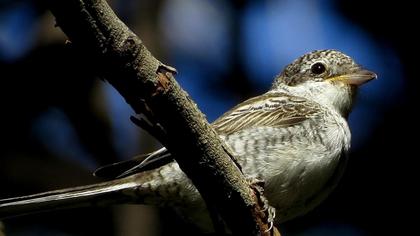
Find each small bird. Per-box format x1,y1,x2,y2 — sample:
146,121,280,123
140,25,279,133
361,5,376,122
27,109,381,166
0,50,376,232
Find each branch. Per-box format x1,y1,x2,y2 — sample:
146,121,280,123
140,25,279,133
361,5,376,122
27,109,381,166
46,0,277,235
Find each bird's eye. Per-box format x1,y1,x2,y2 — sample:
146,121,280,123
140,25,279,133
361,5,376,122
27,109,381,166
310,62,326,75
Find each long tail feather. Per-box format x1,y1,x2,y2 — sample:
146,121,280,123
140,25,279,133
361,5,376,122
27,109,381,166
0,179,140,219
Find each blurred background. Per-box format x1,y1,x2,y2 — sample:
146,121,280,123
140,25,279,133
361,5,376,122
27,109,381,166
0,0,416,235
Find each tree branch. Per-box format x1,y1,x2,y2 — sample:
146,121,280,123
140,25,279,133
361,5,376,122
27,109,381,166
46,0,277,235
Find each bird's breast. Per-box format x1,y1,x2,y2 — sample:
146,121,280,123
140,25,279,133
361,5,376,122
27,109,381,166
222,113,351,223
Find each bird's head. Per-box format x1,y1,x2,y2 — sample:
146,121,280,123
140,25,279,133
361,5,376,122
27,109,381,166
272,49,377,117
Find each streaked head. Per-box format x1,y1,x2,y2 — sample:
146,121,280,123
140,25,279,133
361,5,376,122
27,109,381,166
272,50,377,117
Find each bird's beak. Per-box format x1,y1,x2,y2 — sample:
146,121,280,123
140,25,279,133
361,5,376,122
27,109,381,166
328,69,377,86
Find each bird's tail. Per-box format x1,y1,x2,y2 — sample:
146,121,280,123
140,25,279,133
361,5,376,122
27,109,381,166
0,178,141,219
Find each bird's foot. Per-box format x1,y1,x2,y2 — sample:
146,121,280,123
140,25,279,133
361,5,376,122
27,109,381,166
247,177,279,235
247,177,269,210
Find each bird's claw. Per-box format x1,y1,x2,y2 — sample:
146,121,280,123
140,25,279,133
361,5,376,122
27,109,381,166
247,177,265,192
247,177,277,234
264,206,276,233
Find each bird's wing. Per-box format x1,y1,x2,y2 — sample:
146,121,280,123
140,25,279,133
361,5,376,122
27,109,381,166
95,92,321,179
94,147,173,179
212,92,322,135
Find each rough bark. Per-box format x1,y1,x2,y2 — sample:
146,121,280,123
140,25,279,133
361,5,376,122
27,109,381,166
45,0,278,235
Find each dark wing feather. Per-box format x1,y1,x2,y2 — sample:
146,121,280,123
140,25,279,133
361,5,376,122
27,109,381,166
212,92,321,135
94,148,173,179
94,153,149,179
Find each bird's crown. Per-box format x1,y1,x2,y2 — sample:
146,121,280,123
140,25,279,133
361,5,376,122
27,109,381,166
273,49,359,87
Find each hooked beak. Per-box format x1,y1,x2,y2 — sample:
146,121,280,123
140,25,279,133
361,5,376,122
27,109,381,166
328,69,377,86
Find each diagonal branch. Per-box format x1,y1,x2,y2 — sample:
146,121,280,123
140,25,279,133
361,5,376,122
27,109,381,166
45,0,277,235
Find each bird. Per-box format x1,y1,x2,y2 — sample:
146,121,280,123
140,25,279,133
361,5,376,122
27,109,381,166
0,49,376,232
